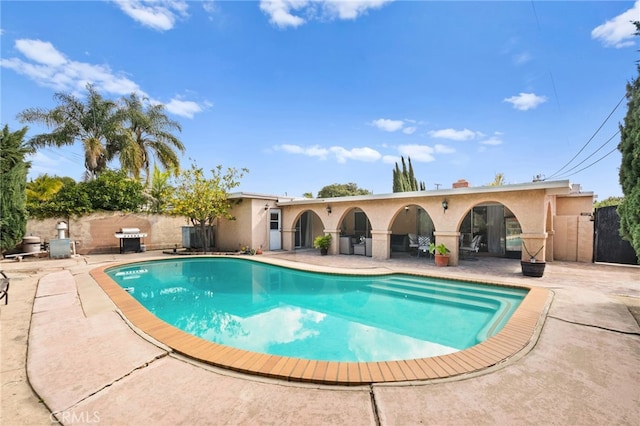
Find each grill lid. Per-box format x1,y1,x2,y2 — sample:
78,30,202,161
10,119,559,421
119,227,141,234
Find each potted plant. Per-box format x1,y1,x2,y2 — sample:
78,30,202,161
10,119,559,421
313,234,332,255
521,241,545,277
429,242,450,267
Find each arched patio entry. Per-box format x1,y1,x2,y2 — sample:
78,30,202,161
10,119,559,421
457,201,524,259
337,207,372,256
388,204,436,256
293,210,325,249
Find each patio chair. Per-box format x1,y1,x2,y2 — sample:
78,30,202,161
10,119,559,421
0,271,9,305
460,235,482,259
408,233,419,255
417,235,431,258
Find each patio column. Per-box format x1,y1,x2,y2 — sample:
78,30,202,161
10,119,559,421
281,227,295,251
433,231,461,266
521,233,548,263
325,229,341,255
370,230,391,260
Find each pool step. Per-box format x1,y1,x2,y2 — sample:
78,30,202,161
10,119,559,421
371,278,510,307
368,283,498,311
379,276,526,299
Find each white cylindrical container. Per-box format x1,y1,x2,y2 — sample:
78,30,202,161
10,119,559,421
56,222,68,239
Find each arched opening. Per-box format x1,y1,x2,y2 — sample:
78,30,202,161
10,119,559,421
459,202,522,258
338,207,372,256
389,204,435,256
294,210,324,249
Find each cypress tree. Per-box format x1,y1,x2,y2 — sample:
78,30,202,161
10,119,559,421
618,22,640,261
0,125,32,252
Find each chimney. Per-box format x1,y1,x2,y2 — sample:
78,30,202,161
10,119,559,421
453,179,470,189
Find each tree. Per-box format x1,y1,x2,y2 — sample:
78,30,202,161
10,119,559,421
392,156,424,192
0,125,33,252
594,196,623,209
18,84,122,180
146,164,174,214
617,21,640,261
28,179,92,220
115,93,185,182
170,163,248,252
488,172,506,186
84,170,146,212
317,183,372,198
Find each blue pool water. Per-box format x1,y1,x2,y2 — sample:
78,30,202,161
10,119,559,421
106,257,527,362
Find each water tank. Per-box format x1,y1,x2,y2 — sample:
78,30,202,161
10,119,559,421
22,236,41,253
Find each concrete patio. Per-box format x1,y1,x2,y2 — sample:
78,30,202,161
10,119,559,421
1,250,639,425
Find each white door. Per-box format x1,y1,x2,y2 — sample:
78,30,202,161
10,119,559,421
269,209,282,250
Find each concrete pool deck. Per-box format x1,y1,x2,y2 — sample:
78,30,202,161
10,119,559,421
1,250,639,425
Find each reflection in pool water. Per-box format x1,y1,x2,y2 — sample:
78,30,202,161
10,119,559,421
107,257,527,362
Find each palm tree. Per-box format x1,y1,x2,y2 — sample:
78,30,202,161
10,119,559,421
26,174,65,202
115,93,185,182
18,84,122,180
489,173,506,186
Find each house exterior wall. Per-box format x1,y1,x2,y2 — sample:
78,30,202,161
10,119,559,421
26,212,185,254
24,181,594,265
217,198,273,252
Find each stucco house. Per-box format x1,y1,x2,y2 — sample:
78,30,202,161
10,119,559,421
24,179,593,265
217,179,594,266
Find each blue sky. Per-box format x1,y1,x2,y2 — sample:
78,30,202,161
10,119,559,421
2,1,639,200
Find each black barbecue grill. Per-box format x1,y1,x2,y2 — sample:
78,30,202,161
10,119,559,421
115,228,147,253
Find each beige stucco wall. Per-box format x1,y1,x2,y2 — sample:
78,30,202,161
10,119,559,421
217,198,274,252
271,182,595,265
32,182,592,264
26,212,186,254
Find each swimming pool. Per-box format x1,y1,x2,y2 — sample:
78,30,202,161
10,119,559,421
106,257,526,360
91,256,549,385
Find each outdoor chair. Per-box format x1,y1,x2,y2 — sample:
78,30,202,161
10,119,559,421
460,235,482,259
408,233,419,254
417,235,431,258
0,271,9,305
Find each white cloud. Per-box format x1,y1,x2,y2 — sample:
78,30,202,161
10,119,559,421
259,0,309,28
113,0,189,31
15,39,67,66
434,144,455,154
591,0,640,48
275,143,382,163
402,126,417,135
382,154,400,164
503,92,547,111
370,118,404,132
259,0,392,28
480,136,503,146
1,39,143,95
397,144,436,162
428,128,477,141
276,144,330,159
1,38,206,118
329,146,381,163
322,0,393,20
164,98,204,119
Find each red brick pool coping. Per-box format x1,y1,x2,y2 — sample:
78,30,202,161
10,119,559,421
90,256,551,385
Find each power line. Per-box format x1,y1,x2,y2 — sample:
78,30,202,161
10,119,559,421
553,146,619,179
552,130,620,179
545,93,625,180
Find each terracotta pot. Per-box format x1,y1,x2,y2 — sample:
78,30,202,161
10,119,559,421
521,261,545,277
434,254,449,267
